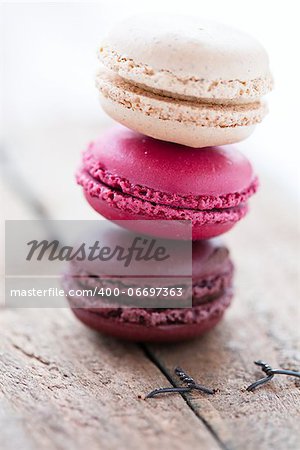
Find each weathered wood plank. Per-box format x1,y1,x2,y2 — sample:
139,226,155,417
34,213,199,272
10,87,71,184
0,177,38,308
2,123,105,220
0,308,220,450
2,126,300,449
1,164,221,449
146,179,300,450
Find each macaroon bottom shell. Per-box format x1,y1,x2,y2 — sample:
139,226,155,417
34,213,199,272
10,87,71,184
70,294,230,343
100,93,256,148
84,190,247,240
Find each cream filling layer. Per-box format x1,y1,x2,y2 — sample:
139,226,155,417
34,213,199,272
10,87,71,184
96,69,267,128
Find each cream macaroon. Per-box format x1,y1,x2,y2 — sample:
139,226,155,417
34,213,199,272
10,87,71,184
96,15,273,148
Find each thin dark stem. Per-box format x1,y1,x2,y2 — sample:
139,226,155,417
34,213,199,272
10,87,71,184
192,383,215,395
145,387,192,399
145,366,216,399
271,369,300,377
247,375,274,392
174,367,215,394
247,360,300,392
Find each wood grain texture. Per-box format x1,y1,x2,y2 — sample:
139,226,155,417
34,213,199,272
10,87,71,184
1,162,219,450
1,125,299,449
0,177,38,308
0,309,219,450
146,179,300,450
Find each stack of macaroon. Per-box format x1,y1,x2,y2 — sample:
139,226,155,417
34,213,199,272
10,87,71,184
72,15,272,342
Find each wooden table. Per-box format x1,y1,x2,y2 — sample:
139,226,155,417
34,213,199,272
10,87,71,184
1,125,299,450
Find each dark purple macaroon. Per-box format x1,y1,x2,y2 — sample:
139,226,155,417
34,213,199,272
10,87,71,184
63,226,234,343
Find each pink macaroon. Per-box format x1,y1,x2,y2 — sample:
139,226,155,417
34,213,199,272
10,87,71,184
77,126,258,240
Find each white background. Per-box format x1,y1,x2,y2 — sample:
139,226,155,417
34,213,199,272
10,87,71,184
1,0,300,199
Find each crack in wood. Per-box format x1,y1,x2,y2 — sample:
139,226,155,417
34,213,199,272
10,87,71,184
2,128,300,449
141,344,231,450
10,342,51,366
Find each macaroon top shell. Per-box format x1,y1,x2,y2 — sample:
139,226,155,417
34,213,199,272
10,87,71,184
100,14,271,83
85,126,255,197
